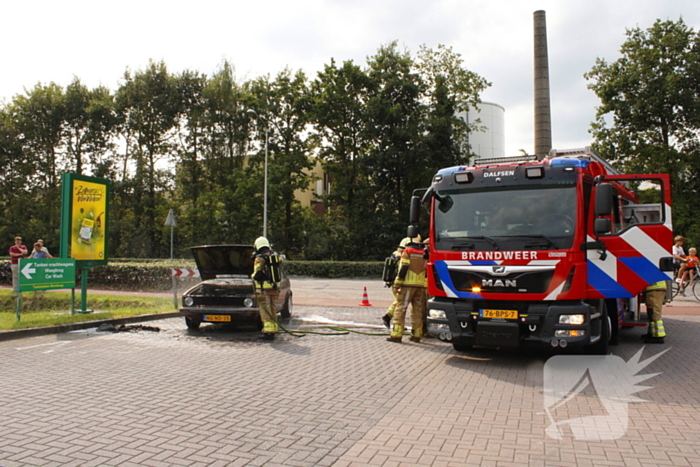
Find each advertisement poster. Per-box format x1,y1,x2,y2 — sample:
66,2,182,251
70,179,107,260
60,173,110,265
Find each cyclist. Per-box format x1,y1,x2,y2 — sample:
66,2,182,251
679,247,699,296
673,235,687,284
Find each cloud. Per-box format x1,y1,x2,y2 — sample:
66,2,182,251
2,0,699,157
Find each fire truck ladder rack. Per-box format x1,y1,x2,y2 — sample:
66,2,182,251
473,154,539,167
549,146,621,175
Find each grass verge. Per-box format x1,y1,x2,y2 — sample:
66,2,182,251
0,290,175,331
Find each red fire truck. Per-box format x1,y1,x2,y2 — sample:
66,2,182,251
410,148,674,354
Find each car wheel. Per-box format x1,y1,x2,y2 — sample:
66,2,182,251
452,343,473,352
280,293,293,319
185,316,201,330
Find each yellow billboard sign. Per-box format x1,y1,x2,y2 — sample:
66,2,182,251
68,178,108,261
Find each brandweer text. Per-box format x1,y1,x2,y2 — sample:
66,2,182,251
462,251,539,260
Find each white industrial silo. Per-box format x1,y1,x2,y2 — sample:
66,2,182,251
459,102,505,159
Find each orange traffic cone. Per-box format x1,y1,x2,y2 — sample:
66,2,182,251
359,287,373,306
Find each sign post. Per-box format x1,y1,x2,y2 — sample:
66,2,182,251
165,209,178,310
16,258,76,321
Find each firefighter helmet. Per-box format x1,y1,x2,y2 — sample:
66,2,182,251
399,235,422,248
254,236,270,252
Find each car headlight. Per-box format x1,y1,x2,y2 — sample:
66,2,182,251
559,314,585,325
429,309,447,319
183,297,194,306
244,297,254,308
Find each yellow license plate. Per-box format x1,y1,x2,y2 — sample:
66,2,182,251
481,309,518,320
203,315,231,322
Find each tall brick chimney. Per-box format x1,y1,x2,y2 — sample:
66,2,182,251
533,10,552,159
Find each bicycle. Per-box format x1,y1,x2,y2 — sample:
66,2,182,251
672,270,700,300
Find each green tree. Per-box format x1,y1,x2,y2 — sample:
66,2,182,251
115,61,182,256
364,42,425,255
309,59,374,259
416,43,491,158
248,69,316,253
0,107,35,242
9,83,66,241
63,78,119,175
585,18,700,242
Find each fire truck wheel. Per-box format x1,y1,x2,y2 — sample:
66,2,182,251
452,343,473,352
586,301,610,355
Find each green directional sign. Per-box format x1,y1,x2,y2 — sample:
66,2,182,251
18,258,76,292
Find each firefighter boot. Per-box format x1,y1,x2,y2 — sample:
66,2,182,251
643,335,665,344
382,314,392,329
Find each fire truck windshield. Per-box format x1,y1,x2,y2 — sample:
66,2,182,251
434,184,577,251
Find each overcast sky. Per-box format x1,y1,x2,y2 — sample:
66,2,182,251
3,0,698,156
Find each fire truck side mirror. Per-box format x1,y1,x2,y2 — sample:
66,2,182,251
659,257,674,272
407,225,419,239
595,184,613,216
409,195,421,224
594,218,611,235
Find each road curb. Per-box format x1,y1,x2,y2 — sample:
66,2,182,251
0,312,182,342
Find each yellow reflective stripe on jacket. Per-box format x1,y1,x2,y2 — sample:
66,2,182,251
646,280,667,291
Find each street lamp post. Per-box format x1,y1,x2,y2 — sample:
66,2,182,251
246,109,269,238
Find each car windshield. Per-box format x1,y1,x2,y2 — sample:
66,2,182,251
434,184,577,251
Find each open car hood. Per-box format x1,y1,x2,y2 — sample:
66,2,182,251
190,244,256,280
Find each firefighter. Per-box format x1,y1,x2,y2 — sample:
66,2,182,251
381,237,412,329
252,236,278,341
387,236,427,343
643,280,666,344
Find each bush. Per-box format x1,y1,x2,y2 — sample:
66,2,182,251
79,260,383,291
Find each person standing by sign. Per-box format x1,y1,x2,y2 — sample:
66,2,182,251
36,239,50,255
30,242,53,259
9,237,28,293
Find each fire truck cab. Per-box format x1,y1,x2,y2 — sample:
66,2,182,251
412,148,674,354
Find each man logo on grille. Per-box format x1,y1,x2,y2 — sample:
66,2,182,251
543,347,669,440
492,266,506,275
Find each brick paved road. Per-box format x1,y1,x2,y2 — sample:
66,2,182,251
1,305,699,466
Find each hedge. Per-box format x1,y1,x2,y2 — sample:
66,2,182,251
77,260,384,291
